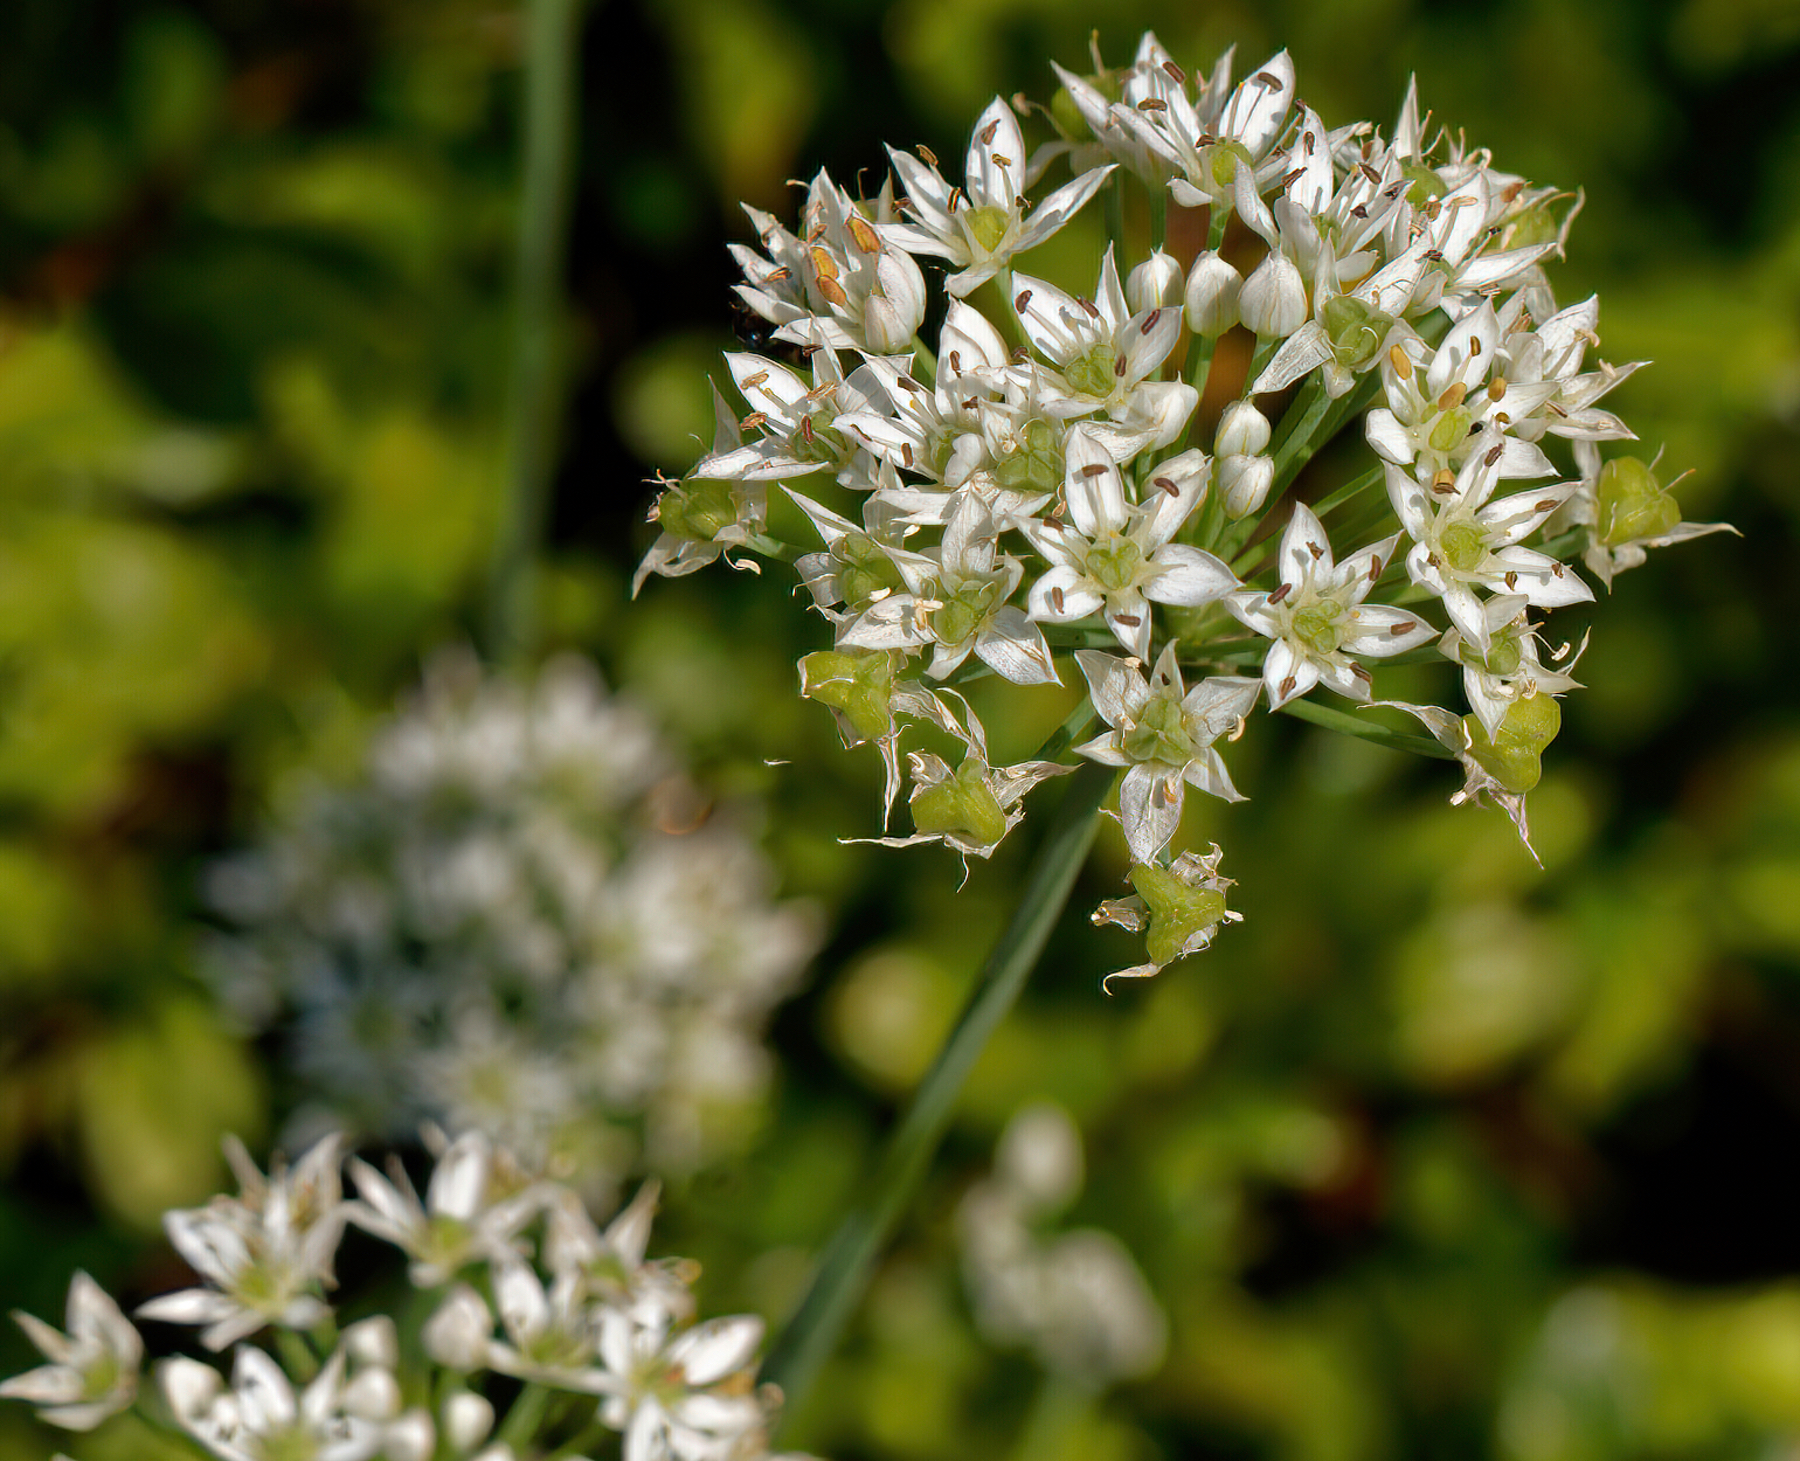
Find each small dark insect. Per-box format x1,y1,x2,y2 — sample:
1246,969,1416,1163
728,297,811,367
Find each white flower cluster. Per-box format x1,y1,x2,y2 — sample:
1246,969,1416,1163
958,1102,1167,1387
1,1130,819,1461
634,34,1731,979
205,652,819,1178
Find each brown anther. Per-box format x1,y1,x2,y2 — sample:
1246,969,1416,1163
992,153,1014,168
1153,475,1179,496
946,186,965,212
1422,248,1445,262
1014,289,1033,312
1359,161,1381,184
1551,562,1565,578
1280,673,1298,697
1501,180,1523,204
1308,541,1325,559
947,350,963,374
740,411,768,431
979,120,1000,146
799,416,816,442
1494,412,1512,426
1116,613,1142,627
1368,557,1382,581
1431,469,1458,494
767,266,792,281
1077,296,1102,319
1389,619,1411,636
1484,443,1505,467
1536,499,1558,512
1352,663,1374,683
1140,309,1162,335
1351,204,1369,219
1136,98,1169,112
1303,130,1317,155
846,215,881,255
1280,167,1305,193
918,144,939,166
1546,401,1569,417
1268,582,1292,604
898,375,924,393
1162,59,1186,83
800,343,821,359
1114,353,1128,377
742,371,769,389
964,395,981,409
1470,337,1483,356
1081,462,1110,478
1010,347,1031,364
1436,381,1467,411
1504,571,1519,589
1252,69,1282,87
1050,585,1066,612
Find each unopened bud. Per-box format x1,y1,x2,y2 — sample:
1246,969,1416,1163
343,1316,399,1370
343,1367,401,1422
1184,251,1242,338
1238,252,1308,339
422,1285,492,1371
1218,454,1275,520
1215,401,1271,459
383,1409,436,1461
863,251,925,354
444,1392,496,1452
1129,250,1185,314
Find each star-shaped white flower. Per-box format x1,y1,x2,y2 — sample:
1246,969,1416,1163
1385,428,1591,652
0,1273,141,1431
595,1312,766,1461
1074,644,1261,863
1025,426,1235,659
885,97,1114,296
1226,503,1434,707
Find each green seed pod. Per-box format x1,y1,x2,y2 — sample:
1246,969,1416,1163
911,756,1008,848
1402,162,1447,207
1461,693,1559,794
1130,862,1228,967
1063,340,1120,399
1321,295,1393,371
1596,457,1681,546
994,418,1063,495
837,533,904,608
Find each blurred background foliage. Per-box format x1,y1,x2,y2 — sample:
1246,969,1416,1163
0,0,1796,1458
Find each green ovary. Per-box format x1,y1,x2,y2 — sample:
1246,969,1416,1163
994,418,1062,494
1439,519,1488,574
1201,139,1254,192
1321,295,1391,369
1402,162,1446,207
1063,341,1119,399
1122,695,1194,768
790,415,848,466
962,205,1010,254
659,480,737,542
1596,457,1681,545
1463,692,1561,794
1426,405,1473,455
1085,535,1144,594
1130,862,1228,967
911,756,1008,847
801,649,895,742
1290,600,1345,655
930,579,1002,648
838,533,904,606
1469,631,1522,677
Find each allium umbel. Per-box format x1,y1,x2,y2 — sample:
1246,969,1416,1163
634,33,1732,984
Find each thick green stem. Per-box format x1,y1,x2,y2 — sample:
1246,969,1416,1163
485,0,584,664
760,759,1114,1429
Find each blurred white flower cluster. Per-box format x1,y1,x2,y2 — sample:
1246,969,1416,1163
958,1102,1167,1387
2,1130,819,1461
205,652,819,1180
634,34,1731,982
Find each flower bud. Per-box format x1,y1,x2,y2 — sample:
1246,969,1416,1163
1215,401,1271,459
1218,454,1274,521
383,1412,436,1461
343,1367,402,1422
343,1316,398,1369
1595,456,1681,545
444,1392,496,1452
1238,252,1308,339
1129,251,1185,314
1184,251,1242,337
422,1285,493,1371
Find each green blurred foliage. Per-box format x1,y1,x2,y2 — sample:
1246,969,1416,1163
0,1,1798,1460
